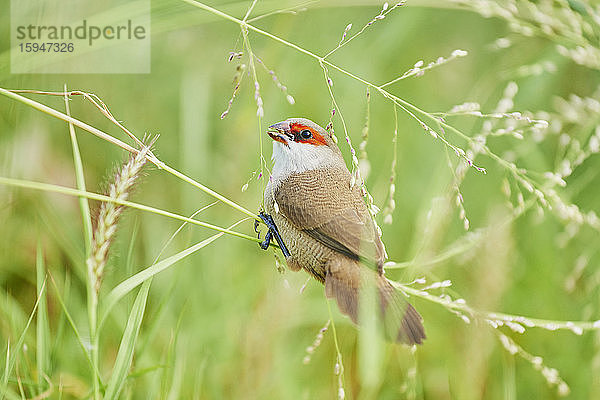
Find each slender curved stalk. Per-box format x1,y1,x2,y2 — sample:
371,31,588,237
0,87,259,221
0,176,265,244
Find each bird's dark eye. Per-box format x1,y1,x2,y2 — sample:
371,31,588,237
299,129,313,139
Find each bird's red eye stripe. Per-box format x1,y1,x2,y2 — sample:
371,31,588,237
290,123,328,146
303,132,327,146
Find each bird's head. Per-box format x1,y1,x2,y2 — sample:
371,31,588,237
267,118,344,177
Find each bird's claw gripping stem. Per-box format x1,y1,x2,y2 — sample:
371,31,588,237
257,212,291,257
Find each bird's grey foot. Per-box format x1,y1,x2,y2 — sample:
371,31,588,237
258,212,291,257
259,229,273,250
255,216,271,249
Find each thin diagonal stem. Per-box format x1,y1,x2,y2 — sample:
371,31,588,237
0,176,268,245
242,0,258,22
0,87,259,221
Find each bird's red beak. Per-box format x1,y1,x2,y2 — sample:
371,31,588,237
267,121,293,145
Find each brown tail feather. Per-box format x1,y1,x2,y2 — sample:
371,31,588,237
325,266,425,345
378,277,425,345
324,266,359,323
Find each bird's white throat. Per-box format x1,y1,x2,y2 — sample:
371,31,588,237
270,141,337,183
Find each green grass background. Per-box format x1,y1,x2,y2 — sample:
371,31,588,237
1,0,600,399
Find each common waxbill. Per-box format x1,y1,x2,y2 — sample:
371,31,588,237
260,117,425,345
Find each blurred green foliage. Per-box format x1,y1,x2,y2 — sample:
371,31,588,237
1,1,600,399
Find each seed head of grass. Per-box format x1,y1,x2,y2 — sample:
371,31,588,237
87,141,153,294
